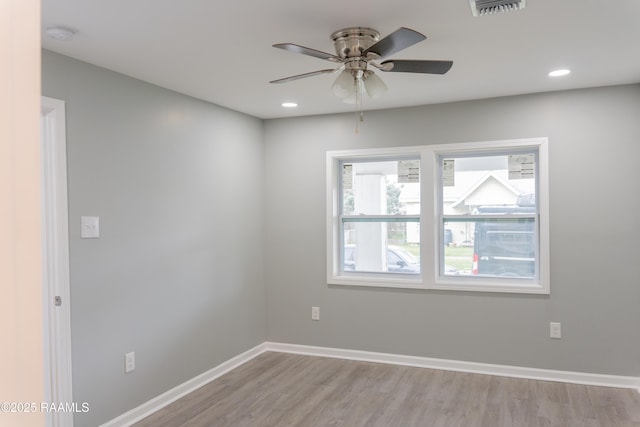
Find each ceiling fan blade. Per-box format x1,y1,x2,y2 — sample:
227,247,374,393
273,43,342,63
270,69,337,84
380,60,453,74
363,27,426,59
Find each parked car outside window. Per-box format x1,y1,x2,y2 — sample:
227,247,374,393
344,244,458,275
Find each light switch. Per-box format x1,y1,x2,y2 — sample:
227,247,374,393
81,216,100,238
125,351,135,373
550,322,562,339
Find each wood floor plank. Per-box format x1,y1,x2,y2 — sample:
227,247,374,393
133,352,640,427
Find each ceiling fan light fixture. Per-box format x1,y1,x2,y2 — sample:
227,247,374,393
363,71,387,99
340,79,364,105
332,70,356,99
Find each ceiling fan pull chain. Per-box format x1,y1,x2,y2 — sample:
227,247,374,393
355,77,365,133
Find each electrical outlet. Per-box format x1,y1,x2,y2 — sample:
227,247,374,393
125,351,135,373
311,306,320,321
549,322,562,339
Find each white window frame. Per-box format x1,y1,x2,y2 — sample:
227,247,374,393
326,146,425,289
429,138,550,294
326,137,550,294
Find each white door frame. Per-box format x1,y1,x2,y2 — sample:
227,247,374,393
41,96,74,427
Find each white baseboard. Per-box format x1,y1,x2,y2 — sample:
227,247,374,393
102,341,640,426
264,342,640,392
100,343,268,427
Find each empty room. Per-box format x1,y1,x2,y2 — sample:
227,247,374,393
4,0,640,426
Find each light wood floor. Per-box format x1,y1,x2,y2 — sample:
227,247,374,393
134,352,640,427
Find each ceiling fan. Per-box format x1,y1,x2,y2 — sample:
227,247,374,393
270,27,453,104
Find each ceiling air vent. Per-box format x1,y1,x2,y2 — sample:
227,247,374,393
469,0,526,16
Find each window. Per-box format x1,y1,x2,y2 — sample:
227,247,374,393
327,148,423,288
434,140,549,293
327,138,549,294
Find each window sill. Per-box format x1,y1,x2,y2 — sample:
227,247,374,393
327,274,549,294
328,274,425,290
433,276,549,294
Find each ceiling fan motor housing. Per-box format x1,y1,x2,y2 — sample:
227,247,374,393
331,27,380,59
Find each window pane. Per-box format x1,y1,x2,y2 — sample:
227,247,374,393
441,153,536,221
343,221,420,274
443,218,536,278
342,160,420,216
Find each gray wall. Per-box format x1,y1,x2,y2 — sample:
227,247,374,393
42,50,266,426
264,84,640,377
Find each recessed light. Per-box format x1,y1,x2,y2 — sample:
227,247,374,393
45,26,76,41
281,102,298,108
548,69,571,77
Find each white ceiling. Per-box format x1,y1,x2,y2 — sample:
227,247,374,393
41,0,640,119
